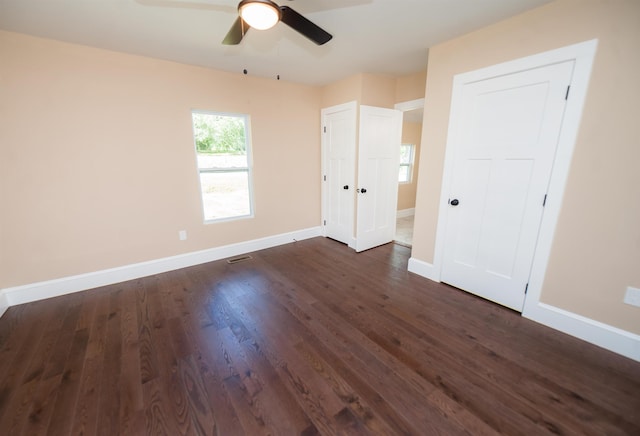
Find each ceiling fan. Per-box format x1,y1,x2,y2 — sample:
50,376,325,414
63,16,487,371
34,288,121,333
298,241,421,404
222,0,332,46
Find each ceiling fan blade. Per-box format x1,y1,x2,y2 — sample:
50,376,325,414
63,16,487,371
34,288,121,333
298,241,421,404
222,16,249,45
279,6,332,45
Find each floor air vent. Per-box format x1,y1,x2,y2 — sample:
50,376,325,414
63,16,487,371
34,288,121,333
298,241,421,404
226,255,253,264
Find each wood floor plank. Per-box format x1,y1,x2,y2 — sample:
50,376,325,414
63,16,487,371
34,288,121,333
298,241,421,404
224,327,317,435
0,297,77,434
36,327,90,436
137,276,161,385
96,288,124,436
206,324,281,435
117,280,145,436
142,377,182,436
222,266,462,435
0,304,28,369
0,237,638,435
184,322,247,435
18,373,62,436
221,296,329,435
41,295,85,380
177,354,218,435
246,253,466,432
142,278,196,435
177,269,215,329
69,290,111,436
1,301,65,386
298,279,558,434
293,340,407,436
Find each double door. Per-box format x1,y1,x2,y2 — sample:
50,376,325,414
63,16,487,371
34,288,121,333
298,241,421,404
322,102,402,252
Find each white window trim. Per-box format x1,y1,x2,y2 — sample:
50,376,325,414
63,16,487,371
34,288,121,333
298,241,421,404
399,143,415,184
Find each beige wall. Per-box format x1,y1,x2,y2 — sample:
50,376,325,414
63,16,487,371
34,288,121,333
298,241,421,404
397,122,422,211
396,71,427,103
321,71,426,111
0,30,322,289
413,0,640,333
321,74,362,108
360,74,396,108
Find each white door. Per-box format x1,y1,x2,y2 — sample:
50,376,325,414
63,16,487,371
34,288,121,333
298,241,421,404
441,61,574,311
356,105,402,252
322,102,357,245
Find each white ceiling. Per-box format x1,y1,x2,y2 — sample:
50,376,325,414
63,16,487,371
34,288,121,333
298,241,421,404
0,0,552,86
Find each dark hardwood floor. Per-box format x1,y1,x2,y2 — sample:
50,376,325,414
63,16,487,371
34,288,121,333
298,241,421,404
0,237,638,435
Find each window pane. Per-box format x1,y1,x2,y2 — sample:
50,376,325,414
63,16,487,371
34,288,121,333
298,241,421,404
192,113,246,154
399,143,414,183
400,144,412,164
199,172,251,221
399,165,410,182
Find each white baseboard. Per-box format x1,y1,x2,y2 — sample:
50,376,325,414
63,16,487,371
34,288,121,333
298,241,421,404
397,208,415,218
523,302,640,362
408,257,440,282
0,226,322,310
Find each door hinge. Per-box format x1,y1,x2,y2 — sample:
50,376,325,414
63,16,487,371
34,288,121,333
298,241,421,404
565,85,571,100
323,175,326,181
323,126,327,133
323,220,326,226
543,194,547,207
525,283,529,294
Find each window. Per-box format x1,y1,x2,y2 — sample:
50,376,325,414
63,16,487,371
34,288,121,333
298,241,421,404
191,111,253,222
399,143,415,183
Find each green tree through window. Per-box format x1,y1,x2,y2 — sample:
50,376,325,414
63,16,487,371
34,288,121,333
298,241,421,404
192,113,246,154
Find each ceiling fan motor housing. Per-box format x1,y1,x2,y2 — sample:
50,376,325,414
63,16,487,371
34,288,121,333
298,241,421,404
238,0,282,30
223,0,333,46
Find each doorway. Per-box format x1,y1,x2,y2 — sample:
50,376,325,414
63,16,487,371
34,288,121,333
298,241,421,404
394,99,424,247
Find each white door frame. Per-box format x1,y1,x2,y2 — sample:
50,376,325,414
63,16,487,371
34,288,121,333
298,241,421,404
427,40,598,318
395,98,425,114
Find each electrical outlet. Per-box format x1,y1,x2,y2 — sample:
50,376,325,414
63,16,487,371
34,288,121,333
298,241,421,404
178,230,187,241
623,287,640,308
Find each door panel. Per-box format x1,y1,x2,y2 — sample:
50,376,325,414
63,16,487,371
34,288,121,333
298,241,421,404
482,159,534,279
441,61,574,311
322,102,356,245
450,159,491,268
356,106,402,252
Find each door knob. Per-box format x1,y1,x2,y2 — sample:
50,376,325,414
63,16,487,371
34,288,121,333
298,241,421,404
358,188,367,193
343,185,349,190
450,199,459,206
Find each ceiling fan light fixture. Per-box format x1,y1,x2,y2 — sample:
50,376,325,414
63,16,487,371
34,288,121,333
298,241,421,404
239,0,281,30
